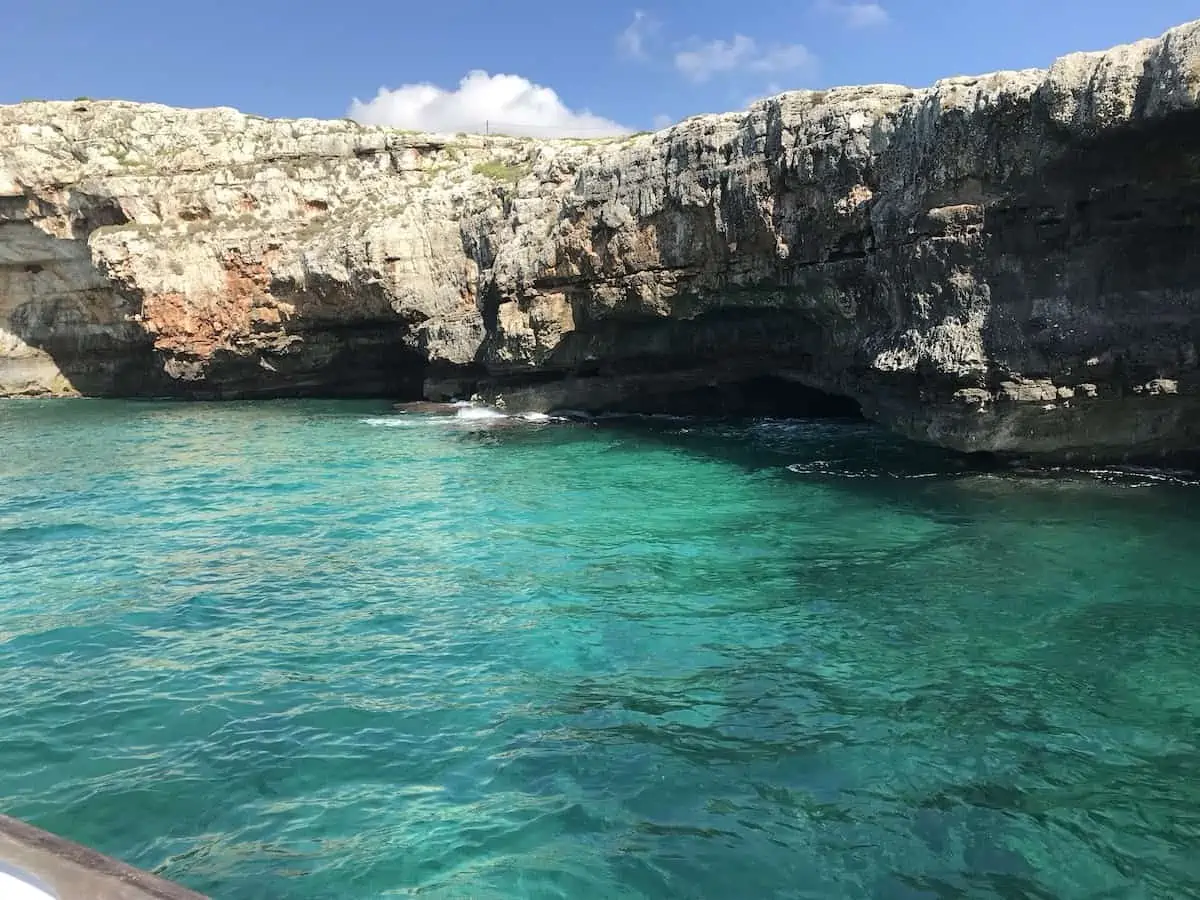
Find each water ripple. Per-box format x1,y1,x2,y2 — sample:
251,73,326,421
1,400,1199,898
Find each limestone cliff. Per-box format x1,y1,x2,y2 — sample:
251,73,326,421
2,19,1200,459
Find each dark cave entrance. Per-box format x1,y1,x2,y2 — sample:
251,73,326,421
732,375,863,419
611,373,865,419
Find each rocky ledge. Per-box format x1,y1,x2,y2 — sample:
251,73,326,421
2,19,1199,460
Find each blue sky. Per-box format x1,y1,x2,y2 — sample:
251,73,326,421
5,0,1198,134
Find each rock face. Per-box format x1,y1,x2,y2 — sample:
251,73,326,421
2,20,1200,459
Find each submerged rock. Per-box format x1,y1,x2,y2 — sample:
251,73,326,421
2,19,1200,459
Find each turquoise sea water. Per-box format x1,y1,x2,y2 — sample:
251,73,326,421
2,400,1200,899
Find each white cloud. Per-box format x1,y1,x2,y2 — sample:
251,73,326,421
675,35,752,82
758,46,817,72
816,1,890,28
348,71,629,138
618,10,659,60
674,35,816,83
652,113,674,130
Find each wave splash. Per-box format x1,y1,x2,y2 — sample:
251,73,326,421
454,406,508,421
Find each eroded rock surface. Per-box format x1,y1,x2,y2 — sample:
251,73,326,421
2,19,1199,459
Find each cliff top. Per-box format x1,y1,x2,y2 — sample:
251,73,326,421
2,16,1197,157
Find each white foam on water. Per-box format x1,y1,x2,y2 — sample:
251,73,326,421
361,408,569,428
788,463,879,478
1080,467,1200,487
359,416,451,428
455,406,508,420
786,462,946,480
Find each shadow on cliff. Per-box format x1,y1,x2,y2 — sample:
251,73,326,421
959,107,1200,458
978,109,1200,383
154,267,432,400
0,192,166,396
10,301,429,400
5,213,430,399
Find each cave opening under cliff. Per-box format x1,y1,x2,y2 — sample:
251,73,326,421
754,375,864,419
593,373,865,420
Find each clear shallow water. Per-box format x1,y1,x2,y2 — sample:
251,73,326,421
2,400,1200,899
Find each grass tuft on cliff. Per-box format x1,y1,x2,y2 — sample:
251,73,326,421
472,160,530,184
